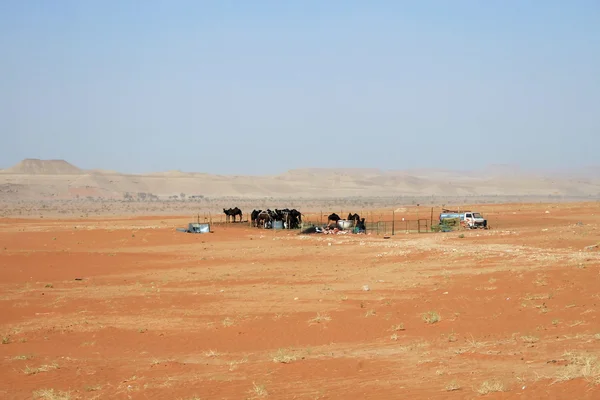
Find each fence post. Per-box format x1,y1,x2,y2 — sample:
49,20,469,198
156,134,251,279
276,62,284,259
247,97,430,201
430,207,433,231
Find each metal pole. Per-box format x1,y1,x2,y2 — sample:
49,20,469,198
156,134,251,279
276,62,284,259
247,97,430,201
392,210,395,235
430,207,433,229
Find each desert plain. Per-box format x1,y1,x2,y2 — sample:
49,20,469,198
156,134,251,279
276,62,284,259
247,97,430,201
1,201,600,400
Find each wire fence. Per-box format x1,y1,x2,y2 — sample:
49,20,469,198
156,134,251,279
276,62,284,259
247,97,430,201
190,207,441,235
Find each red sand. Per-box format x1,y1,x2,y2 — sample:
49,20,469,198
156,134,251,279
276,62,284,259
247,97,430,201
1,202,600,399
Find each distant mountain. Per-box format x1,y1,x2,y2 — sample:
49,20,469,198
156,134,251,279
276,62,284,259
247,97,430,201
1,159,82,175
0,159,599,199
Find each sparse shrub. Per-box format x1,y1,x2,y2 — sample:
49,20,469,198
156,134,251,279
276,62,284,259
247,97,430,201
477,380,505,394
555,352,600,384
447,331,457,342
422,311,441,324
272,348,297,364
445,380,461,391
33,388,71,400
23,363,59,375
521,336,539,344
204,349,219,357
251,382,268,397
308,313,331,324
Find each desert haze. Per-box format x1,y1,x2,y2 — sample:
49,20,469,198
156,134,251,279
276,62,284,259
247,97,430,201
1,159,599,201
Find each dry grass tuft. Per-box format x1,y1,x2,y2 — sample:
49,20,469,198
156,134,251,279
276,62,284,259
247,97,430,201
524,293,552,300
445,380,461,391
13,354,33,360
521,336,539,344
251,382,268,397
308,313,331,324
204,349,219,358
391,323,405,332
272,348,297,364
447,331,457,342
228,357,248,371
476,379,505,394
33,388,71,400
422,311,440,324
554,352,600,384
24,363,59,375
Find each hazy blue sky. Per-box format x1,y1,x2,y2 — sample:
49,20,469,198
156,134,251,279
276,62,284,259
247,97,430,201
1,1,599,175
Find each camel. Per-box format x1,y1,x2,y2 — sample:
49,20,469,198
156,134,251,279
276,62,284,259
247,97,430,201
229,207,242,222
327,213,341,227
255,210,272,228
347,213,361,225
223,208,232,223
223,207,243,223
251,209,262,227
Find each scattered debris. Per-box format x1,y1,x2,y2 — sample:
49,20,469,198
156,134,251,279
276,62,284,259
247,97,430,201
300,224,365,235
362,285,370,291
177,222,211,234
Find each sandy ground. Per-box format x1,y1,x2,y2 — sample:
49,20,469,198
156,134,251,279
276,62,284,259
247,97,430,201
1,202,600,399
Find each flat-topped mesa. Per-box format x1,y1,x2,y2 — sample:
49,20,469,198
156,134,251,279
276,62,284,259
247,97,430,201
2,159,82,175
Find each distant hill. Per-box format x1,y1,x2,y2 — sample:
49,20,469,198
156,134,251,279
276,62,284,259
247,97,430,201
0,159,599,200
1,159,82,175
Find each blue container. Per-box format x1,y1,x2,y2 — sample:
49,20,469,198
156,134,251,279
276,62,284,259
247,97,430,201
439,213,464,221
272,220,284,230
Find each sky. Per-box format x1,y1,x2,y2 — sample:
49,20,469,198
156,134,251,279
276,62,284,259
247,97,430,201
1,0,599,175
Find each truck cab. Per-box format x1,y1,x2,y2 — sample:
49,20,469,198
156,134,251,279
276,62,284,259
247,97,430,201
464,212,487,229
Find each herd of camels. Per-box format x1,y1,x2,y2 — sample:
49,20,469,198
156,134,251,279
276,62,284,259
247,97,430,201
223,208,366,230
